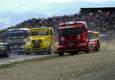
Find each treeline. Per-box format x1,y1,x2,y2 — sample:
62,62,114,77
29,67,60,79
0,14,79,35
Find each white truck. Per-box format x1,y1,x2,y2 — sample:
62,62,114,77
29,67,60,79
6,28,30,54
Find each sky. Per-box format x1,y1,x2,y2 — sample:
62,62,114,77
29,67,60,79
0,0,114,29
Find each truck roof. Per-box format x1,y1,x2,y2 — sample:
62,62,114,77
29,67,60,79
8,28,30,31
59,21,88,29
19,28,30,31
59,21,87,26
30,27,53,30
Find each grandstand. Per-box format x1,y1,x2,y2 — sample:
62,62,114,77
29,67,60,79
80,7,115,13
79,7,115,33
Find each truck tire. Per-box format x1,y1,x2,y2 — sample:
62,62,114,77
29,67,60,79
95,41,100,51
48,47,52,55
3,54,9,58
95,44,100,51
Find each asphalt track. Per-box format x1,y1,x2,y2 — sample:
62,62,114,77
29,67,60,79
0,53,49,65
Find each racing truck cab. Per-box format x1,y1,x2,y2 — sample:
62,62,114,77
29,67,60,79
6,28,30,54
24,27,55,54
88,30,100,51
56,21,89,56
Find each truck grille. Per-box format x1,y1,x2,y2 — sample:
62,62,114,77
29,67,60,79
32,40,41,48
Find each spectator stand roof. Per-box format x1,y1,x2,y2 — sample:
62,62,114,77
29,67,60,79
80,7,115,13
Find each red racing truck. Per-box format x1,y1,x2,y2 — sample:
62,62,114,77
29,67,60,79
88,30,100,52
56,21,93,56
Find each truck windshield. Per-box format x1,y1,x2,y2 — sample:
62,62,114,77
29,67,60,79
7,31,29,39
88,33,96,39
59,27,86,36
31,31,49,36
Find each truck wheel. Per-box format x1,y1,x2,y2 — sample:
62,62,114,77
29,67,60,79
48,47,52,55
3,51,10,58
95,44,100,51
58,52,64,56
95,41,100,51
4,54,9,58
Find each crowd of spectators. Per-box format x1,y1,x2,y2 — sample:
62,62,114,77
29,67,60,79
80,10,115,33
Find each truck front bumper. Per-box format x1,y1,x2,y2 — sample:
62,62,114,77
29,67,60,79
56,45,88,53
25,47,49,53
